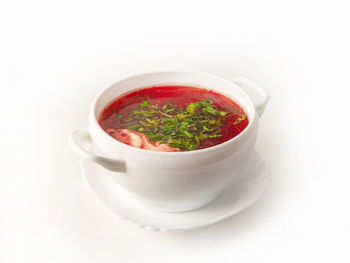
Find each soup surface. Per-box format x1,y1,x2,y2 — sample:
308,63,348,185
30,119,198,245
99,86,249,152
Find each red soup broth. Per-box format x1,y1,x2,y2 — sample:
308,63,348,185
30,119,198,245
99,86,249,152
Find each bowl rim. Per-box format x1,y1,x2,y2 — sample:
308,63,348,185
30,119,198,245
90,70,257,156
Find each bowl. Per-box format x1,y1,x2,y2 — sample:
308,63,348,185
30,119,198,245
69,71,269,212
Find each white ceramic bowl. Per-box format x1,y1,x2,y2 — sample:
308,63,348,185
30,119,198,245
69,71,269,212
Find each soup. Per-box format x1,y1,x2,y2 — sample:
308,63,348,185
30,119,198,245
99,86,249,152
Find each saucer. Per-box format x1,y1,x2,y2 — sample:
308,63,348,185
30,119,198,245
79,151,271,232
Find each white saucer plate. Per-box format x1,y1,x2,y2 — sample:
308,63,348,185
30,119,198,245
80,151,271,232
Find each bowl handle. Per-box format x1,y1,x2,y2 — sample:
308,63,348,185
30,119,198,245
69,130,126,173
231,77,269,117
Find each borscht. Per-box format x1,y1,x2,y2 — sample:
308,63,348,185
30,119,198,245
98,86,248,152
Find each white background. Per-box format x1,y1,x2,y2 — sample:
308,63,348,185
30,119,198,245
1,0,350,262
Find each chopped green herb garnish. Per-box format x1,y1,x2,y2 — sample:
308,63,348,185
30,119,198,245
203,107,217,115
195,135,200,145
186,103,198,114
114,99,246,151
140,101,149,108
199,133,209,140
176,113,187,120
164,125,175,131
149,133,162,141
203,126,214,132
182,130,193,138
234,114,246,124
208,134,222,138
